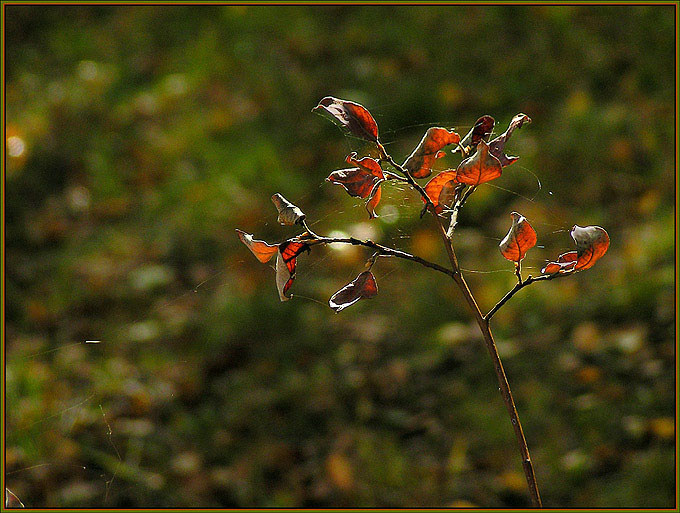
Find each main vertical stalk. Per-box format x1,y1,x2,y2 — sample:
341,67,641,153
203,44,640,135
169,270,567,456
435,220,542,508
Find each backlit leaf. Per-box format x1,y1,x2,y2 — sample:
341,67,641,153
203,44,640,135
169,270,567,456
275,240,310,301
5,489,24,508
235,229,278,263
499,212,537,263
271,193,306,226
313,96,379,142
403,127,460,178
455,140,503,185
542,225,609,274
423,170,461,214
455,115,495,155
329,271,378,312
488,113,531,167
327,152,384,219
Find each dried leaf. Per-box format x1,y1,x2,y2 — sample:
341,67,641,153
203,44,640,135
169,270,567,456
571,225,610,270
235,229,278,263
488,113,531,167
456,115,495,155
423,170,461,214
5,489,24,508
271,193,306,226
403,127,460,178
329,271,378,312
275,240,310,301
542,225,609,274
455,140,503,185
499,212,537,263
313,96,379,142
327,152,384,219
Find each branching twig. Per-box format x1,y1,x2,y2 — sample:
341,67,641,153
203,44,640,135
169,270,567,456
485,272,570,322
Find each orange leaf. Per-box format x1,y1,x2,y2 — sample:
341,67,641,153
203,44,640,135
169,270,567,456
499,212,537,263
488,113,531,167
5,488,24,508
275,241,310,301
236,229,278,263
329,271,378,312
327,152,384,219
313,96,379,142
455,140,503,185
423,170,460,214
456,115,495,155
571,225,610,270
542,225,609,274
403,127,460,178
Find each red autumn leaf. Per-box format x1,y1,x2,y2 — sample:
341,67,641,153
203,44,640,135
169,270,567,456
455,115,495,155
313,96,379,142
499,212,537,263
403,127,461,179
5,488,24,508
271,193,306,226
488,113,531,167
423,170,460,214
542,251,577,274
571,225,610,270
455,140,503,186
327,152,384,219
236,229,278,263
275,240,310,301
542,225,609,274
329,271,378,312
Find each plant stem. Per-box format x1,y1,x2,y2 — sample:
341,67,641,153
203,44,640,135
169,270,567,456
383,146,543,508
485,272,568,322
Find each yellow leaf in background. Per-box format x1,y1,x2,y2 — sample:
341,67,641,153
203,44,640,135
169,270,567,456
326,452,354,491
650,417,674,440
499,470,526,492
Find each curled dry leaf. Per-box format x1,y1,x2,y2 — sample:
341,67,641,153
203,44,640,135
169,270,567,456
271,193,306,226
488,113,531,167
327,152,384,219
236,229,278,263
329,270,378,312
455,115,495,155
5,488,24,508
403,127,461,178
499,212,537,263
276,240,310,301
455,140,503,186
313,96,379,142
542,225,609,274
423,170,461,214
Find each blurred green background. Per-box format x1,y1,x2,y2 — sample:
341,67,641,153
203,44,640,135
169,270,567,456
4,5,676,508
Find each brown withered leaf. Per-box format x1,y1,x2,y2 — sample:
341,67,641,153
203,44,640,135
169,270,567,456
403,127,461,178
5,489,24,508
571,225,610,270
542,225,609,274
455,140,503,185
455,115,495,155
327,152,385,219
313,96,379,142
488,113,531,167
499,212,537,262
271,193,306,226
423,170,461,214
236,229,278,263
275,240,310,301
542,251,577,274
329,271,378,312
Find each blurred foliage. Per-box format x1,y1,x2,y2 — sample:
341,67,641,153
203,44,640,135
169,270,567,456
4,5,676,508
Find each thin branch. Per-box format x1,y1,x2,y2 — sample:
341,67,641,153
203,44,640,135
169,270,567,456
485,271,570,322
305,235,456,279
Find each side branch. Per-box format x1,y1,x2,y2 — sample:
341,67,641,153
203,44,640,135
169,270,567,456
308,236,456,278
485,272,570,322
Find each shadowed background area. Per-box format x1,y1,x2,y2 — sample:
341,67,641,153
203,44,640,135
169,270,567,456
4,5,676,508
